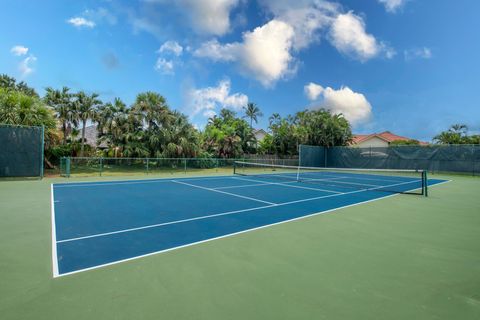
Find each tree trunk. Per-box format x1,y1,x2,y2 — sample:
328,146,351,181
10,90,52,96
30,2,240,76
62,121,67,144
80,119,86,157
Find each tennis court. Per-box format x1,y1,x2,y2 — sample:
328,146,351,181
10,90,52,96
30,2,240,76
52,162,447,276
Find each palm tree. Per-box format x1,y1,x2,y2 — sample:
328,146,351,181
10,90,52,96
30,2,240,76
44,87,75,144
243,102,263,129
76,91,102,156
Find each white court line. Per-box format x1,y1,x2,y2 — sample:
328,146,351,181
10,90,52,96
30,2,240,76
172,180,277,205
53,175,235,188
50,184,59,277
231,176,342,194
57,179,420,244
57,204,276,244
54,179,451,278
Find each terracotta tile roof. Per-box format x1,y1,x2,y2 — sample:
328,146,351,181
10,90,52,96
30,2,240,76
351,131,427,145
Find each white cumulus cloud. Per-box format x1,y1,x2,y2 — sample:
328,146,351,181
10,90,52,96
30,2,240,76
378,0,408,13
329,12,393,61
10,45,29,56
154,58,174,75
258,0,339,51
185,79,248,120
19,55,37,77
304,82,324,101
158,41,183,56
67,17,96,28
304,82,372,124
194,20,296,87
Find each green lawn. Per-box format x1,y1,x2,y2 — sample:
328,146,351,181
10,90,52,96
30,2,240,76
0,174,479,320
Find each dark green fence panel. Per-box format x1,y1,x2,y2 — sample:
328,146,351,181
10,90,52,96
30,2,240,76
326,145,480,175
299,145,325,167
0,124,44,178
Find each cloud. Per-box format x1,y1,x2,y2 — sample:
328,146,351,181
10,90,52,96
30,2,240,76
404,47,432,60
329,12,393,61
19,55,37,77
158,41,183,56
176,0,241,36
184,79,248,120
378,0,408,13
102,52,120,69
10,45,29,56
67,17,96,28
305,82,372,124
258,0,339,51
194,19,296,87
194,39,239,61
193,2,393,86
154,58,175,75
304,82,324,100
141,0,241,36
85,7,117,25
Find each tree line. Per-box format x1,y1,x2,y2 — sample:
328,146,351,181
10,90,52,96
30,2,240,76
0,74,478,167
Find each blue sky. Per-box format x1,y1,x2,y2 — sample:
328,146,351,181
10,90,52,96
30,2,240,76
1,0,479,141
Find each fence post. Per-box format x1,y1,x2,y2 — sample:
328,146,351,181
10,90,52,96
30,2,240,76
40,125,45,179
99,158,103,176
472,145,476,176
146,158,149,175
184,158,187,174
66,157,71,178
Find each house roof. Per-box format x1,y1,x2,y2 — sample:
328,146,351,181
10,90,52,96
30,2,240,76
351,131,426,145
253,128,268,135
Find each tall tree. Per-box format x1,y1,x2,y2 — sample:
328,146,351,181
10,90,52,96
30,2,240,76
243,102,263,129
76,91,102,156
434,124,470,144
0,74,38,97
44,87,75,144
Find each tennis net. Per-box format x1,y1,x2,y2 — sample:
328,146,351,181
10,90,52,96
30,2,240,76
233,161,428,196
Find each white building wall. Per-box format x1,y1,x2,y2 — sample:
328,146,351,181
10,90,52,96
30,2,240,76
356,136,389,148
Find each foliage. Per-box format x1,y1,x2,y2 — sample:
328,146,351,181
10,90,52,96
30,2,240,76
0,74,39,97
390,139,421,146
203,109,256,158
434,124,479,144
243,102,263,128
97,92,200,158
267,109,352,155
0,88,56,128
44,86,76,144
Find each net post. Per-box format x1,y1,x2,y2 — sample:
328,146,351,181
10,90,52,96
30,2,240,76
298,144,302,167
233,160,237,175
40,125,45,179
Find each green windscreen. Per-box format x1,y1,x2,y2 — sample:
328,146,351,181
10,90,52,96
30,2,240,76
0,124,44,178
327,145,480,175
299,145,326,167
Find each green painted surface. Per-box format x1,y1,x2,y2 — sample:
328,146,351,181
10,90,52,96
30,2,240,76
0,174,479,320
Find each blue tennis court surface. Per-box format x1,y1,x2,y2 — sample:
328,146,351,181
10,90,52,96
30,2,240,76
51,172,447,277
